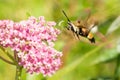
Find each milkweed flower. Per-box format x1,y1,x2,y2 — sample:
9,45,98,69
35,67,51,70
0,16,62,76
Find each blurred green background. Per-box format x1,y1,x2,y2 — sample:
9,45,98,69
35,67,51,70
0,0,120,80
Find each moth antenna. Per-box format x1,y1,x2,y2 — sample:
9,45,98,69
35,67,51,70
84,8,91,23
62,10,71,22
85,12,91,23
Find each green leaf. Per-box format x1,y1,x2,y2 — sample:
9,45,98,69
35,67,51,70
106,16,120,35
91,48,119,65
47,42,109,80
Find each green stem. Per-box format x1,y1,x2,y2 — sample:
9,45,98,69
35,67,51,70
15,65,23,80
114,53,120,80
0,46,23,80
0,56,15,65
0,46,15,61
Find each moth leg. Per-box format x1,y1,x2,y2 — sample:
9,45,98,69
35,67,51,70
65,26,69,30
72,32,76,37
76,33,80,40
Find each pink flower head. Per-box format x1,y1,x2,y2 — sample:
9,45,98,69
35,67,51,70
0,16,62,76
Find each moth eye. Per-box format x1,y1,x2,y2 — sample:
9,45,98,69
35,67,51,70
77,20,81,23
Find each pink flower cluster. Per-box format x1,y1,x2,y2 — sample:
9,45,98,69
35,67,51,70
0,16,62,76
